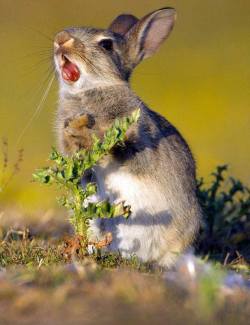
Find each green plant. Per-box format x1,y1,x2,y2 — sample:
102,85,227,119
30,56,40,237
33,110,140,238
197,165,250,265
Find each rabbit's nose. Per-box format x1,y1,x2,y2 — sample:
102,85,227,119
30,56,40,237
54,31,74,49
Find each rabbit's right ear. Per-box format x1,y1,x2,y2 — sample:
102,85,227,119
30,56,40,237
109,14,139,36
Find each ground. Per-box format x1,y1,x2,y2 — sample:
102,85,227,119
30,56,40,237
0,208,249,325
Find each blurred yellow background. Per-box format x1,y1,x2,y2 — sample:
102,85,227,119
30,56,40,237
0,0,249,211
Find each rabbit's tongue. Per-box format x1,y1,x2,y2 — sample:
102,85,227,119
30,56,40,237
62,61,80,82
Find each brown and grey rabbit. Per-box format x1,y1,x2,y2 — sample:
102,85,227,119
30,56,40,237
54,7,202,268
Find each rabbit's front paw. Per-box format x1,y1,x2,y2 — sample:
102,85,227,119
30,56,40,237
63,113,95,153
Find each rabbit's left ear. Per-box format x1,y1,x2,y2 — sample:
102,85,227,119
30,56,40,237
109,14,139,35
126,8,176,65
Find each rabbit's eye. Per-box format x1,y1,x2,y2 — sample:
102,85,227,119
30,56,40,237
98,39,113,51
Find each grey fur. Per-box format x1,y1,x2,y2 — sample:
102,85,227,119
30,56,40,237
54,8,202,267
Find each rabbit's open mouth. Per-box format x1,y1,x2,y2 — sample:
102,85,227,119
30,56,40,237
60,55,80,82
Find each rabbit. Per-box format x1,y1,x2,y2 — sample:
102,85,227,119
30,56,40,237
54,7,202,268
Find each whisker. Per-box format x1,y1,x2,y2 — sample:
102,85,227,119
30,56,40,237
22,25,55,42
75,52,99,75
15,60,55,106
21,50,53,59
26,65,55,99
16,74,55,146
7,49,53,69
20,64,55,106
19,57,54,78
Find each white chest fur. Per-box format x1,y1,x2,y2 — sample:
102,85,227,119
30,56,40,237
88,160,176,264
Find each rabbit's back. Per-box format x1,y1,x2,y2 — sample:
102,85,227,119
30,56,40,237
89,104,201,267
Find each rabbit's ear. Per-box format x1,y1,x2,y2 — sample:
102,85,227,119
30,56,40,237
126,8,176,65
109,14,139,35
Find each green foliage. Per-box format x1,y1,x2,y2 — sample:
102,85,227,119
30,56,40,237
196,267,224,317
197,165,250,265
33,110,140,236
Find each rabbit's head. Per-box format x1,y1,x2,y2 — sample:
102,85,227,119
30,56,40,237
54,8,176,92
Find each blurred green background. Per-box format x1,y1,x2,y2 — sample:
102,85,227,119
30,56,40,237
0,0,249,211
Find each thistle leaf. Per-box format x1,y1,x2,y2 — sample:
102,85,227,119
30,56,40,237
33,109,140,238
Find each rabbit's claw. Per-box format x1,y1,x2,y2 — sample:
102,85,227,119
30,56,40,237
63,113,94,152
64,113,89,130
